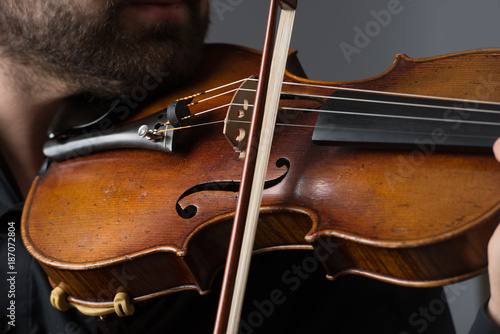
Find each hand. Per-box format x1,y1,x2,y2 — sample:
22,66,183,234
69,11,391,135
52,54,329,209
494,138,500,162
488,226,500,326
486,138,500,326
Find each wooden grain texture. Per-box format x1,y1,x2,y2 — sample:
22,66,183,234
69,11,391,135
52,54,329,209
21,44,500,308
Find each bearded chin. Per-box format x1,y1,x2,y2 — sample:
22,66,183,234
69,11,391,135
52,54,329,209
0,1,208,99
65,16,208,98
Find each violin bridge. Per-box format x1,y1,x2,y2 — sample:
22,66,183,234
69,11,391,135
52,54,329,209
223,77,257,159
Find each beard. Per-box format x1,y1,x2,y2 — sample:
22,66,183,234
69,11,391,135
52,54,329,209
0,0,209,99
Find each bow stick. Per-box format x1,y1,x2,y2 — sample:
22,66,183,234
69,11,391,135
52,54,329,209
213,1,298,333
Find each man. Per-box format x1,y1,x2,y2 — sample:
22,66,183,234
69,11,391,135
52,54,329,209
0,0,495,333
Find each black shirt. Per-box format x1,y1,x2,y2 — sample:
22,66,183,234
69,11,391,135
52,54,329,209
469,299,500,334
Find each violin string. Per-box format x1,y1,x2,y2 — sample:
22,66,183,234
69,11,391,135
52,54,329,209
282,91,500,115
179,82,500,122
280,106,500,127
180,78,249,107
187,88,249,107
191,103,233,117
158,120,226,133
181,100,500,128
245,77,500,107
225,111,500,130
224,119,499,139
281,80,500,107
159,117,499,141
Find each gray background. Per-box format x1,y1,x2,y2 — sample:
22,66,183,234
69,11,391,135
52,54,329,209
206,0,500,333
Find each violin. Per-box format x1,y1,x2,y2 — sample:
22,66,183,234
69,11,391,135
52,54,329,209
20,37,500,322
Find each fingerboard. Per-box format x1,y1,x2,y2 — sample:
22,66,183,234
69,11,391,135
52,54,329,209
312,90,500,152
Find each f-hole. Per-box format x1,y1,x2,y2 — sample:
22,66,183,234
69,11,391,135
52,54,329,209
176,157,291,219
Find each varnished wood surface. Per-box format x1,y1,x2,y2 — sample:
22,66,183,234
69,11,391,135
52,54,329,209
22,44,500,307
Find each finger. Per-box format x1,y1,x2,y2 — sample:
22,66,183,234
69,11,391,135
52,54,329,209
494,138,500,163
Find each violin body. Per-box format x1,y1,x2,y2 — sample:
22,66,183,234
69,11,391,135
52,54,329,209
21,44,500,311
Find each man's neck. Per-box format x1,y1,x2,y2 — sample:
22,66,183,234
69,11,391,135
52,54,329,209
0,60,73,197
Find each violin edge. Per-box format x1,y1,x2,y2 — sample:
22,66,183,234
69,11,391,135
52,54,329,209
284,47,500,87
